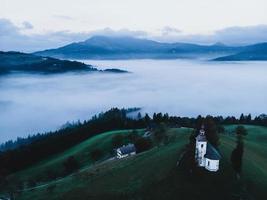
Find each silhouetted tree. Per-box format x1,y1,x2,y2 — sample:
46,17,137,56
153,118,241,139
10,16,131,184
217,125,225,133
90,149,103,162
235,125,247,136
127,130,139,143
134,137,152,153
231,132,244,175
137,112,142,120
196,116,220,147
112,134,124,148
63,156,79,175
154,123,168,146
204,116,220,147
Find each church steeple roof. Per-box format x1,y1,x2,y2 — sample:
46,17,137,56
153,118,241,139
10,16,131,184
196,125,207,141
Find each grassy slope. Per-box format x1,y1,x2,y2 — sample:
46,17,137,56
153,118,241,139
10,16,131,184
14,126,267,199
13,129,144,183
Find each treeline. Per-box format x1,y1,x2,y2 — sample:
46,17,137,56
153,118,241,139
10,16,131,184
0,109,267,178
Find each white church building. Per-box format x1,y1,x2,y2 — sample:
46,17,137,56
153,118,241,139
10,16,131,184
195,126,221,172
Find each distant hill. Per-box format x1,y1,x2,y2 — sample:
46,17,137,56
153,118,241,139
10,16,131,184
8,125,267,200
0,51,127,74
0,51,96,74
34,36,242,59
213,43,267,61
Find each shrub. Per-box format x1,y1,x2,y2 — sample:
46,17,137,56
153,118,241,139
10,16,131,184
63,156,80,175
90,149,103,162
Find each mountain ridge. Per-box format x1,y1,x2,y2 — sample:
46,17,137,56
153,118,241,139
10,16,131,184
0,51,128,74
213,42,267,61
34,36,245,60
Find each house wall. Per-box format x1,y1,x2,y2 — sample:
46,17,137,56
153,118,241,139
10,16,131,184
205,158,219,172
116,150,136,159
195,141,207,166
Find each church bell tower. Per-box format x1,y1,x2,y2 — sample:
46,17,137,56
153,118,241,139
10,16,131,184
195,125,207,166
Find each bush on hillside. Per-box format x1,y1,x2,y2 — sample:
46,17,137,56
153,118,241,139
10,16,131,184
134,137,152,153
112,134,124,148
90,149,103,162
235,126,247,136
63,156,80,175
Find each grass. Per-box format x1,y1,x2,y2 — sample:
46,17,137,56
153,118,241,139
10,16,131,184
7,125,267,199
11,129,145,184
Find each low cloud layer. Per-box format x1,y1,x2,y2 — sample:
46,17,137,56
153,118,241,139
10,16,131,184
1,18,267,52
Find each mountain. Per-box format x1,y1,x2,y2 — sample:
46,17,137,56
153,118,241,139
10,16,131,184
35,36,242,59
0,51,96,74
0,51,127,74
213,43,267,61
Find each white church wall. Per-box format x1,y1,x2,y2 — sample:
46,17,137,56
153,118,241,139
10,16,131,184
205,158,219,172
195,141,207,166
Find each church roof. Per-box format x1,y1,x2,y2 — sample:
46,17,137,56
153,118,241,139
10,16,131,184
196,134,207,141
196,125,207,141
204,143,221,160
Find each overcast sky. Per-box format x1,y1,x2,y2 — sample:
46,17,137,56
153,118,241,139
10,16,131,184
1,0,267,51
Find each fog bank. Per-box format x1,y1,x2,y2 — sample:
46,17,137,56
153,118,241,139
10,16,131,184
0,60,267,142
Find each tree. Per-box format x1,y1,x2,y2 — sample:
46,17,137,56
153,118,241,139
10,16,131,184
235,125,247,136
127,130,139,143
63,156,79,175
134,137,152,153
90,149,103,162
137,112,142,120
154,123,168,146
240,113,245,123
231,135,244,175
217,125,225,134
204,116,220,147
112,134,124,148
144,113,151,124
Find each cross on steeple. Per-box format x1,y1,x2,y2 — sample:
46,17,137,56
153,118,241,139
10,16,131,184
200,124,205,135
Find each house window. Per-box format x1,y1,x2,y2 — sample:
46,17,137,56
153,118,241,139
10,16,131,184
201,144,203,148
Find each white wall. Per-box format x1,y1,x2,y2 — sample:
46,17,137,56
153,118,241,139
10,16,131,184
195,141,207,166
205,158,219,172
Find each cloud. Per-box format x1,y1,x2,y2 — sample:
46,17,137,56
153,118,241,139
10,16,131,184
88,27,148,38
1,18,267,52
53,15,74,20
213,25,267,45
154,25,267,45
0,18,19,36
0,19,149,52
22,21,34,30
160,26,181,36
0,18,91,52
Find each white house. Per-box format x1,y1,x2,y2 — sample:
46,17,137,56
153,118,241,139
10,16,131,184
195,125,221,172
116,144,136,159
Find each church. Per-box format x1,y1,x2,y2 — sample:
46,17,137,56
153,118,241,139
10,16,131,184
195,125,221,172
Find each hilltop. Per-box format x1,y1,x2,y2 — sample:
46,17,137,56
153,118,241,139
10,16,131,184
2,125,267,200
34,36,242,59
0,51,128,74
1,109,267,200
213,43,267,61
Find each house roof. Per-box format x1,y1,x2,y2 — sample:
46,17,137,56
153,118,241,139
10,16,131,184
204,143,221,160
118,144,136,154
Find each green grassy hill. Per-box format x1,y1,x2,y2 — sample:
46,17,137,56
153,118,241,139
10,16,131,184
10,129,145,184
5,125,267,200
